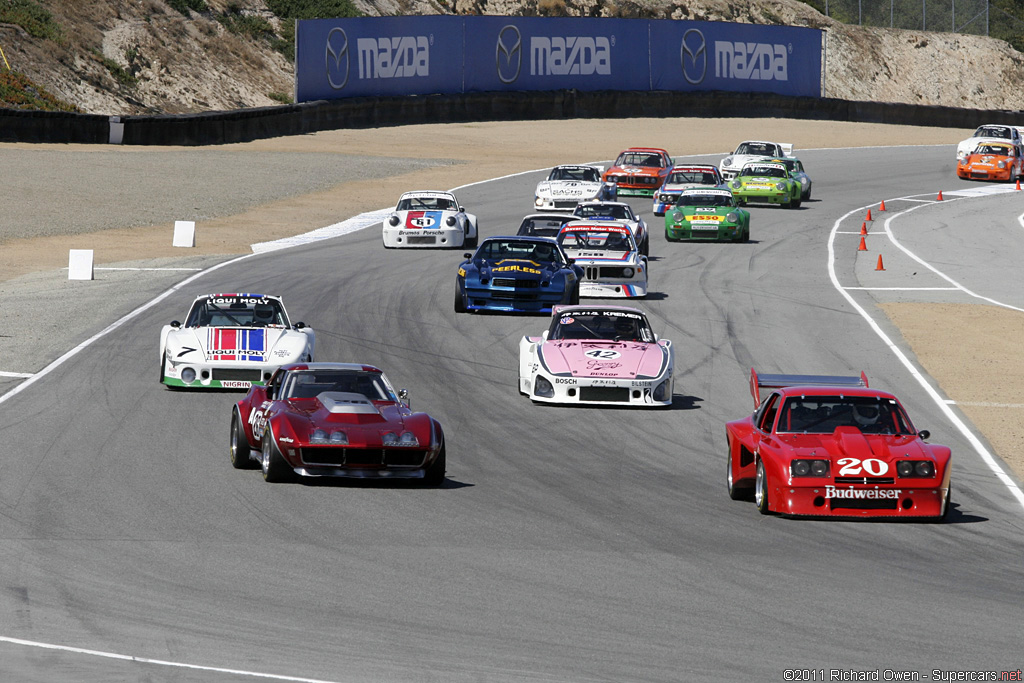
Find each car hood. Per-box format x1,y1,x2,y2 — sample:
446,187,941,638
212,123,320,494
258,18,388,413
776,428,931,465
536,180,603,198
964,154,1009,164
540,340,666,378
607,166,660,177
171,326,291,361
479,258,560,278
286,393,402,427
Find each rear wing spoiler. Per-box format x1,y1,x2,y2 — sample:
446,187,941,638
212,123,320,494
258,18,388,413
780,143,794,157
749,368,868,409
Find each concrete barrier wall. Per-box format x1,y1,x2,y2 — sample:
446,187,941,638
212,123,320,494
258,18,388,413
1,90,1020,146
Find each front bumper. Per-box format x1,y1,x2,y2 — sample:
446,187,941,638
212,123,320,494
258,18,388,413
163,359,275,389
735,188,790,205
958,166,1012,181
666,222,744,241
383,226,464,247
770,484,949,518
464,286,569,313
526,372,672,407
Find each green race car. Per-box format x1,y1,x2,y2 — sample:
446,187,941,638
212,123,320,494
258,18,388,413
729,161,802,208
665,188,750,242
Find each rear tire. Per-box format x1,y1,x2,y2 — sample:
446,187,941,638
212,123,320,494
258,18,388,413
570,283,580,305
230,411,257,469
423,442,446,487
726,447,750,501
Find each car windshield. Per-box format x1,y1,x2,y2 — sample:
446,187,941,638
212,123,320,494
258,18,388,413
615,152,665,168
975,144,1011,155
735,142,776,156
668,170,720,185
397,195,456,211
741,165,786,178
518,216,567,237
477,239,562,264
549,167,600,182
573,204,632,221
679,193,733,207
186,296,288,328
776,396,916,435
550,310,654,342
975,126,1010,138
558,229,633,252
280,370,393,401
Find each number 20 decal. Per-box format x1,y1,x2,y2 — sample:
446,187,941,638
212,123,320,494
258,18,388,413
837,457,888,476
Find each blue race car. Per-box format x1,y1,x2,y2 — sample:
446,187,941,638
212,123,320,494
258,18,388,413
454,236,582,313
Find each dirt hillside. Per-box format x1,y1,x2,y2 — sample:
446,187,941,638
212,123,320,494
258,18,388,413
1,0,1023,115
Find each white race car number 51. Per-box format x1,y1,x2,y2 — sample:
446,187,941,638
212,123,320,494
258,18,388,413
837,457,888,476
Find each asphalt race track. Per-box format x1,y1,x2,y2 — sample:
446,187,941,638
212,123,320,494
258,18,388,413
2,144,1023,682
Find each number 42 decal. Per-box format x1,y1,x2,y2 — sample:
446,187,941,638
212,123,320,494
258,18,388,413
837,457,889,476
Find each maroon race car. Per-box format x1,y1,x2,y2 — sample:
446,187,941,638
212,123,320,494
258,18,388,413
726,369,952,520
230,362,445,484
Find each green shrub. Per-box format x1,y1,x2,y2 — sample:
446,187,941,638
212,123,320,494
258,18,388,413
167,0,208,14
0,70,78,111
268,91,293,103
0,0,64,43
264,0,361,62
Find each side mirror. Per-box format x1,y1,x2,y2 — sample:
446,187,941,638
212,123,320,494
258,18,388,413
567,258,575,265
294,321,306,329
918,430,930,440
170,320,181,329
464,253,472,259
398,388,409,401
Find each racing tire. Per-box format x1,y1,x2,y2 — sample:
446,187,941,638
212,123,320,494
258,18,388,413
726,449,751,501
930,486,952,523
261,427,294,483
464,227,478,250
754,459,772,515
641,235,650,257
454,286,467,313
792,196,802,209
423,441,446,487
570,283,580,306
230,410,257,470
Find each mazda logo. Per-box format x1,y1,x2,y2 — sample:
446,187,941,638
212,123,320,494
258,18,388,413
496,24,522,84
326,27,349,90
681,28,706,85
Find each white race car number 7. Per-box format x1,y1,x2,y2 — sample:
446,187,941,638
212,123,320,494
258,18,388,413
837,457,888,476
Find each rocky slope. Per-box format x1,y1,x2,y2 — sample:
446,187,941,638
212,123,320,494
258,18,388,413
0,0,1022,115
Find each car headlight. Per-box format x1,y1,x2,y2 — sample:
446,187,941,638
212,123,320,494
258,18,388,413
726,212,738,223
897,460,935,477
311,429,328,444
730,180,740,189
382,431,419,447
623,267,634,278
447,216,457,226
389,215,400,226
535,376,554,398
653,380,670,402
790,459,829,477
329,430,348,444
671,209,684,221
998,160,1007,168
181,367,196,384
775,182,787,191
723,157,733,166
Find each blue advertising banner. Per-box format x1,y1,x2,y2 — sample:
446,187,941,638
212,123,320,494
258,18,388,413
462,17,651,94
295,17,822,102
296,16,465,101
649,20,822,97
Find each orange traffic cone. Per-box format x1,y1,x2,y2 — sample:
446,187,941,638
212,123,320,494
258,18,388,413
866,209,873,221
937,191,944,201
1016,179,1021,191
860,223,868,235
875,255,885,271
858,236,868,251
879,200,886,211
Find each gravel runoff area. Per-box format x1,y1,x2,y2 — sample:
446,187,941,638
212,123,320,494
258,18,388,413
1,117,1021,480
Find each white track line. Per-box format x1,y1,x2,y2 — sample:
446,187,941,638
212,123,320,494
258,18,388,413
828,193,1024,510
0,635,340,682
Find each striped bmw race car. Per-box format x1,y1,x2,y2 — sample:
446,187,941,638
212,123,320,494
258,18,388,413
160,294,315,389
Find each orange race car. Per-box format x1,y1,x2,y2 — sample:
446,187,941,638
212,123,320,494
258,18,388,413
602,148,673,197
956,141,1023,182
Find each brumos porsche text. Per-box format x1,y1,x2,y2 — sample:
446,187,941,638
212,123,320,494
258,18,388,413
532,36,611,76
358,36,429,79
715,41,787,81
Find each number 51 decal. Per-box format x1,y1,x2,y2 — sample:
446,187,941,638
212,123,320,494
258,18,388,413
837,457,888,476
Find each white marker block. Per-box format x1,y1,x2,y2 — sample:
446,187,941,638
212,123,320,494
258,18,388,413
173,220,196,248
68,249,94,280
